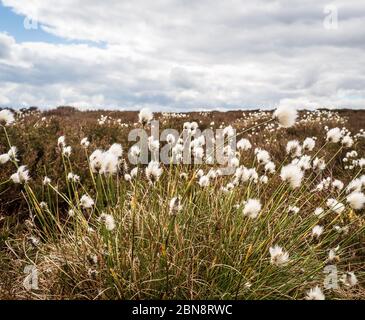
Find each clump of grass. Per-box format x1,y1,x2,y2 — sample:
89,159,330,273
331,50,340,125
0,107,364,300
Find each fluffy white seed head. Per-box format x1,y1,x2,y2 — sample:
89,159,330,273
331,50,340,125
312,157,326,171
10,165,30,184
0,109,15,126
326,198,345,214
341,272,358,287
286,140,302,158
242,199,262,219
100,213,116,231
138,108,153,125
57,136,66,148
341,135,354,148
280,164,304,189
264,161,276,174
198,175,210,187
169,197,183,215
99,152,119,175
0,153,10,164
346,192,365,210
332,179,344,192
7,146,18,161
81,137,90,148
326,127,342,143
314,207,324,217
273,105,297,128
237,138,252,151
269,245,289,267
312,225,324,238
108,143,123,158
256,149,271,165
80,194,94,209
306,286,325,300
166,133,176,145
303,137,316,151
145,161,163,182
62,146,72,157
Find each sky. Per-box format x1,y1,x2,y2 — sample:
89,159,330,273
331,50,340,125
0,0,364,111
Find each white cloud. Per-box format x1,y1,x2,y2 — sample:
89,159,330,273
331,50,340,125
0,0,365,110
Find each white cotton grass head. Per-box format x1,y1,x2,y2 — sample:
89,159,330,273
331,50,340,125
242,199,262,219
332,179,344,192
0,153,10,164
280,164,304,189
273,105,297,128
305,286,325,300
326,198,345,214
169,197,183,215
341,135,354,148
81,137,90,148
293,155,311,171
286,140,302,158
341,272,358,287
223,125,235,138
0,109,15,126
328,247,340,263
303,137,316,151
7,146,18,161
80,194,94,209
183,122,191,131
255,149,271,165
288,206,300,214
312,225,324,238
62,146,72,157
264,161,276,174
99,152,119,176
259,175,268,184
100,213,116,231
138,108,153,125
237,138,252,151
145,161,163,183
326,127,342,143
166,133,176,145
229,157,240,168
222,182,235,194
314,207,324,218
57,136,66,148
346,192,365,210
89,149,104,173
39,201,48,210
198,175,210,187
196,169,204,178
108,143,123,158
130,145,141,159
10,165,30,184
346,177,363,194
67,172,80,182
43,176,51,186
269,245,289,267
312,157,326,171
130,167,138,178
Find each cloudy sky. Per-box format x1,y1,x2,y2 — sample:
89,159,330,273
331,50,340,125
0,0,364,111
